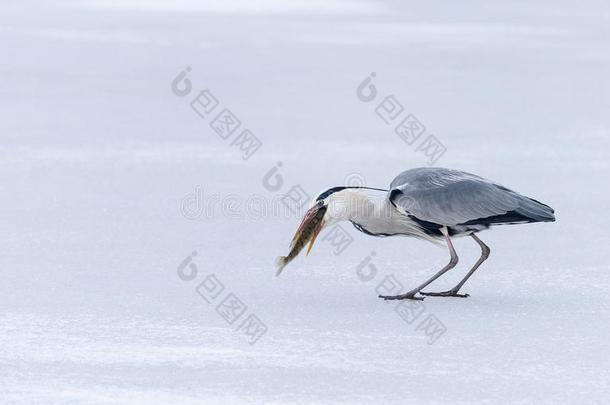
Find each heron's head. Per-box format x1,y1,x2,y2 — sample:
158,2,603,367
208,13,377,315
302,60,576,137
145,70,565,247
295,187,365,254
276,187,377,275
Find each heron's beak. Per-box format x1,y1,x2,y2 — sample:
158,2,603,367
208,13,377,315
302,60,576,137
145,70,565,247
276,202,327,276
291,203,321,243
306,218,325,256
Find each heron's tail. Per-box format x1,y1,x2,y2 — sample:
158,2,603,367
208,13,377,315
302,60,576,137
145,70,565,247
516,196,556,223
275,256,289,276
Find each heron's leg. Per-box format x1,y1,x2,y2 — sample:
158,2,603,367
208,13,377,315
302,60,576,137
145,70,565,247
379,228,458,301
421,233,490,298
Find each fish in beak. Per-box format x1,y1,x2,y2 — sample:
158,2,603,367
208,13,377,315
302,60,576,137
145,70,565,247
275,201,327,276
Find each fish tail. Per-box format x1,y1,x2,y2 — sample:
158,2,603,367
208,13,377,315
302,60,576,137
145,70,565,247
275,256,289,276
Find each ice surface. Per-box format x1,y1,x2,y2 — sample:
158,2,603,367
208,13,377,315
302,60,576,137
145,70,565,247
1,0,609,403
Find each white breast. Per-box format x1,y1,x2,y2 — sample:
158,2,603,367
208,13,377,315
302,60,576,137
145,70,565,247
327,188,439,242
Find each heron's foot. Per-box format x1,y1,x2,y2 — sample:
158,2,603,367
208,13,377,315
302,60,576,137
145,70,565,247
378,292,425,301
420,290,470,298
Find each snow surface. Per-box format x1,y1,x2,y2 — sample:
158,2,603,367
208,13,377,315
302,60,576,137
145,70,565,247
1,0,609,403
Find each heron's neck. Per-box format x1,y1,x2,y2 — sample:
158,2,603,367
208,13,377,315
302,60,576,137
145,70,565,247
325,188,389,223
325,187,428,238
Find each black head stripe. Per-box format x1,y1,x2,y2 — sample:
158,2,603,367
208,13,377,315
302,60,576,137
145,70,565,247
315,187,348,201
315,186,389,202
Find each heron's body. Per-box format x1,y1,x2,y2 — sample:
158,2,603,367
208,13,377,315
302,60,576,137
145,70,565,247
325,167,555,240
276,167,555,300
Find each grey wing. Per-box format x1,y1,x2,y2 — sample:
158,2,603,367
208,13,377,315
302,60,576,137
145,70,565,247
389,168,555,226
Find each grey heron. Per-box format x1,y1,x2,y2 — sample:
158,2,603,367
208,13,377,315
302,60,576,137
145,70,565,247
276,167,555,300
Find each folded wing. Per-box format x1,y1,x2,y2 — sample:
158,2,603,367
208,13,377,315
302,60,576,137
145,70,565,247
389,168,555,227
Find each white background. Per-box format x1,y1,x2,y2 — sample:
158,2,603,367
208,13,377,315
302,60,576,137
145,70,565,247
1,0,609,403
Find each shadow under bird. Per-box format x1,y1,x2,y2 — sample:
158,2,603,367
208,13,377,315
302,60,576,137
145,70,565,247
275,167,555,300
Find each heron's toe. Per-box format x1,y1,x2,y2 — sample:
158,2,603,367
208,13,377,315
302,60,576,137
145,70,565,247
420,290,470,298
378,294,425,301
